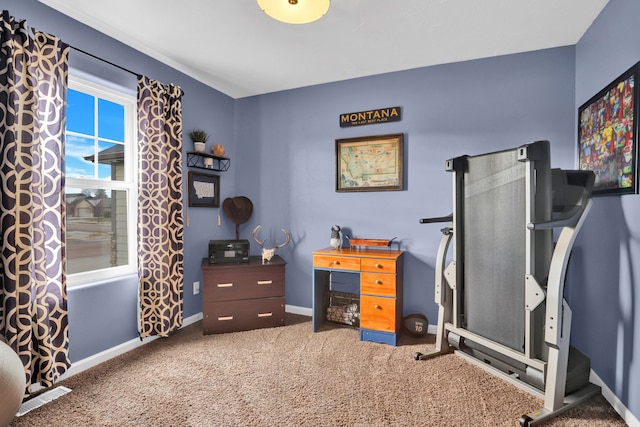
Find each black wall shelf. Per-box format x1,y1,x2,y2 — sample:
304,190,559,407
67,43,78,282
187,151,230,172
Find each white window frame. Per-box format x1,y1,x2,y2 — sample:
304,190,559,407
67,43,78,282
66,74,138,287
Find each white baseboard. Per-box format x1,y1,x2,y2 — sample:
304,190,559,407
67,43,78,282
35,312,203,392
285,304,312,317
590,370,640,427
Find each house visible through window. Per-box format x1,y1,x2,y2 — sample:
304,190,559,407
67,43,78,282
65,75,137,286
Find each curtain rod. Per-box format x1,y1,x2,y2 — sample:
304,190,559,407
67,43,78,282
69,45,184,96
70,45,139,78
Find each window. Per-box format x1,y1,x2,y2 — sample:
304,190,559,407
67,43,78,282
65,75,137,286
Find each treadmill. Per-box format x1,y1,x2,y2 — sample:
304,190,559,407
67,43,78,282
415,140,600,426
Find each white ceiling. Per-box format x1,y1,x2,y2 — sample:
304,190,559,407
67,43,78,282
39,0,609,99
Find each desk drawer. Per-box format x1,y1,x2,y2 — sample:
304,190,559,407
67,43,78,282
360,295,395,333
361,258,396,273
360,272,396,297
203,297,285,334
313,255,360,271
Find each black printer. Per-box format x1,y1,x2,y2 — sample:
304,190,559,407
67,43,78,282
208,239,249,264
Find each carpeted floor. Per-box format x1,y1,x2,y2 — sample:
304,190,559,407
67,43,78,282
10,314,626,426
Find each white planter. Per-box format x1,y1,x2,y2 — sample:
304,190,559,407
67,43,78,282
194,142,205,152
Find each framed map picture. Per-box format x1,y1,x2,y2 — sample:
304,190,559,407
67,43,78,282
188,171,220,207
336,133,404,192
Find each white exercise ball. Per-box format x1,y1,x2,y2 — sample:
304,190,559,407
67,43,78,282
0,341,24,427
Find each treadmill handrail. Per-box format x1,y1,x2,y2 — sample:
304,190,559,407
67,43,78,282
527,171,594,231
527,203,586,230
420,214,453,224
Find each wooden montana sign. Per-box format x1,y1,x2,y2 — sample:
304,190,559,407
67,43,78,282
340,106,402,127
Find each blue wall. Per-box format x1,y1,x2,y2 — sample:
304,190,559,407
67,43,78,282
572,0,640,418
234,48,578,317
4,0,639,422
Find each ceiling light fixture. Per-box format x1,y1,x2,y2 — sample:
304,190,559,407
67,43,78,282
257,0,330,24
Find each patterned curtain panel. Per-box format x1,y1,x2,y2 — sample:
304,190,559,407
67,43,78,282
0,10,70,390
137,75,184,338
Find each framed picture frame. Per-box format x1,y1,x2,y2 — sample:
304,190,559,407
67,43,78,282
336,133,404,192
188,171,220,207
578,62,639,195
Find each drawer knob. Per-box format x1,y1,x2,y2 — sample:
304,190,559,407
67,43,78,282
217,283,233,288
333,260,340,265
258,312,273,318
374,304,382,310
218,316,234,321
257,280,273,285
375,280,383,285
375,263,383,269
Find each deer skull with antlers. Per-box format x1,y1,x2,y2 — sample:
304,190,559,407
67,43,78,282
252,225,291,264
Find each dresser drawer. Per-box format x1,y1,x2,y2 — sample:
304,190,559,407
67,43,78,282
360,272,396,297
360,295,396,333
313,255,360,271
361,258,396,273
203,267,284,301
203,297,285,334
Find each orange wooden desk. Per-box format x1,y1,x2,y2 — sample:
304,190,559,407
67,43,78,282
312,247,404,345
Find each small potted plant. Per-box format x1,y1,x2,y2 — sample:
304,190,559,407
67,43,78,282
189,129,209,152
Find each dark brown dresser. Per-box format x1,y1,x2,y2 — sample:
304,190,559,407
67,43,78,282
201,255,286,334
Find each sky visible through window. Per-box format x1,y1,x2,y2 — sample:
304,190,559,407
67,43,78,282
65,86,133,280
66,88,125,180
